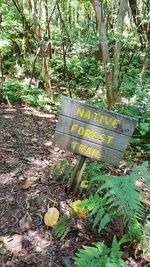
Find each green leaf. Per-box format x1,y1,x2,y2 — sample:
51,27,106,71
98,214,110,233
0,247,7,255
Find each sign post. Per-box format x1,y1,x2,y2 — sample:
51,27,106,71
54,97,137,194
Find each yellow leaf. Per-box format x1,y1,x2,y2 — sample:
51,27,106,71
72,200,87,218
44,207,60,227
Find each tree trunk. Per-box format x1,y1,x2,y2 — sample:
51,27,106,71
129,0,145,50
140,39,150,84
42,48,52,93
90,0,112,110
111,0,128,103
45,0,52,59
0,56,3,98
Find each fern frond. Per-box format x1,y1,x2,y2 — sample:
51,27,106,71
97,173,144,223
111,236,123,261
53,215,73,240
98,213,110,233
74,242,110,267
74,238,128,267
82,163,149,233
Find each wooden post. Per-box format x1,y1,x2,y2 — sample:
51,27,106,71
68,155,87,195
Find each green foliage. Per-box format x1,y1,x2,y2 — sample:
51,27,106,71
85,162,104,178
138,121,150,136
51,160,68,179
74,236,128,267
51,159,74,187
53,215,74,240
128,220,142,243
2,80,25,102
81,162,149,232
0,246,7,255
140,216,150,253
1,80,52,110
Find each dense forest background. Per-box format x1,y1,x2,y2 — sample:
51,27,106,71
0,0,149,109
0,0,150,267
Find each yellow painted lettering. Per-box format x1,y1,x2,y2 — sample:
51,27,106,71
70,124,77,132
78,126,85,135
107,135,114,144
112,119,120,128
85,146,91,155
84,128,92,138
84,110,91,120
105,116,113,125
76,107,84,118
99,134,105,143
91,148,97,156
93,112,99,122
72,141,78,150
78,144,86,152
99,115,104,124
95,149,100,159
92,131,98,140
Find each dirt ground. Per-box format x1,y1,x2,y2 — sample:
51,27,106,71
0,103,149,267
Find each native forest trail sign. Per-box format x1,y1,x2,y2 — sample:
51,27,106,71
54,97,137,166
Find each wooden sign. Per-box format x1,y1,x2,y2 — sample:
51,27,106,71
54,97,137,166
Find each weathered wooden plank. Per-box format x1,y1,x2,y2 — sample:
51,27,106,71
60,97,137,137
54,132,123,166
56,114,130,152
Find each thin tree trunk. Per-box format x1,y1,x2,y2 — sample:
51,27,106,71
111,0,128,103
140,39,150,84
45,0,52,59
90,0,112,110
0,56,3,98
129,0,145,50
29,47,41,86
42,48,52,92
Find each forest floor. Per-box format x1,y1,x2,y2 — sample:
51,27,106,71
0,103,149,267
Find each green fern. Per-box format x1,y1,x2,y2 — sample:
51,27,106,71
81,162,149,232
74,236,128,267
97,173,144,223
53,215,74,240
80,193,111,233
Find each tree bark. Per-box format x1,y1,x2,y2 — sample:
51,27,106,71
111,0,128,103
42,49,52,93
129,0,146,50
140,39,150,84
45,0,52,59
0,56,3,98
90,0,112,110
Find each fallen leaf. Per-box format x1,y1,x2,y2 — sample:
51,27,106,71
22,178,32,189
19,212,32,231
44,207,59,227
5,234,22,255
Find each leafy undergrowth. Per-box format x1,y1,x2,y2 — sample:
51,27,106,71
0,103,150,267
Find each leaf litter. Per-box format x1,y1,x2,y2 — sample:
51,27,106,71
0,103,149,267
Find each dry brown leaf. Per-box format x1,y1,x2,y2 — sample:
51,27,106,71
44,207,59,227
19,212,32,231
22,178,32,189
